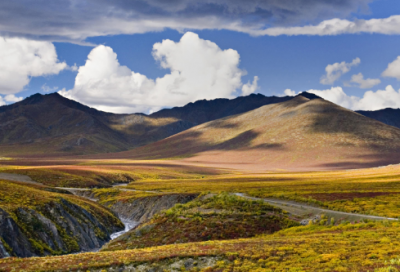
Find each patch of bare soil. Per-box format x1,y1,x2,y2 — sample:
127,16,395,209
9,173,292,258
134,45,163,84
0,173,41,184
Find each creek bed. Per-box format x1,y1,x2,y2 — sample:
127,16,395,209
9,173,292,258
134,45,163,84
110,217,139,240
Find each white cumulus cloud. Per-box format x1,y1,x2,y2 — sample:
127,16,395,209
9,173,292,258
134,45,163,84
306,87,360,109
241,76,259,96
0,36,67,95
382,56,400,80
283,89,296,96
354,85,400,110
60,32,258,113
0,94,23,106
4,94,23,103
286,85,400,111
320,58,360,85
350,73,381,89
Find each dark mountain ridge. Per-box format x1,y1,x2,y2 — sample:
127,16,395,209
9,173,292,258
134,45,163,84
356,108,400,129
150,93,292,125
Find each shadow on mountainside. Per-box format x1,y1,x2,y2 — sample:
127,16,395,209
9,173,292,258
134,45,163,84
130,128,285,159
213,130,285,151
315,153,400,170
306,99,400,152
104,96,400,170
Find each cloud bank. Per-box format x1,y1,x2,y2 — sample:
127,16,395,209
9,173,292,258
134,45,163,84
0,36,67,95
60,32,258,113
285,85,400,111
0,0,378,42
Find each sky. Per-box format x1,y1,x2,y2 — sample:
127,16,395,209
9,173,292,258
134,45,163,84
1,0,400,113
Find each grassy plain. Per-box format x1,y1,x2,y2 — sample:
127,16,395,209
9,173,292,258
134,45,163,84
2,158,400,218
2,158,400,270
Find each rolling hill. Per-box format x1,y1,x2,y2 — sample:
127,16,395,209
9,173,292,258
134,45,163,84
0,93,293,156
117,95,400,171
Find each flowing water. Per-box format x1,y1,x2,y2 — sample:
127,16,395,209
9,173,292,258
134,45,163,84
110,217,139,240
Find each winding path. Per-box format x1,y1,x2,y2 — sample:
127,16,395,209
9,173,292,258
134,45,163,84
234,193,398,222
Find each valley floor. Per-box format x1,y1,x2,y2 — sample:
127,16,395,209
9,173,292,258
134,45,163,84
2,158,400,271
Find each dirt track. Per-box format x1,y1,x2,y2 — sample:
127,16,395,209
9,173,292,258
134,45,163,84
235,193,397,222
60,186,399,223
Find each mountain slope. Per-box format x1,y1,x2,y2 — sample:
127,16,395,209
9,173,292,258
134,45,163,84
119,95,400,171
357,108,400,129
1,91,398,158
0,93,129,155
0,93,294,156
0,93,192,155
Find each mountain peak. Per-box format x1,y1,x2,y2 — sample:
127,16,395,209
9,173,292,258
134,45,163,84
297,92,321,100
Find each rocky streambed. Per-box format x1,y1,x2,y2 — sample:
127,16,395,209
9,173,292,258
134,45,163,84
69,189,198,248
0,181,197,259
110,218,139,240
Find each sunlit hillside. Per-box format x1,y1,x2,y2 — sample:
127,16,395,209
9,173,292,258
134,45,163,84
118,95,400,171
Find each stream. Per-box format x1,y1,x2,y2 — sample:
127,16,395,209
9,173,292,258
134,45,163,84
110,217,139,240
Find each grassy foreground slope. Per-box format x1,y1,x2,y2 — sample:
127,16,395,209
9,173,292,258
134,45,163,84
116,95,400,171
1,221,400,271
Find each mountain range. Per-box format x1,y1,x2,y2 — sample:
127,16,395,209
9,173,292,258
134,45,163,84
0,92,290,155
0,92,400,167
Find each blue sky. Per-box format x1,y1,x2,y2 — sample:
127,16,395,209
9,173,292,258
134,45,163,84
1,0,400,113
